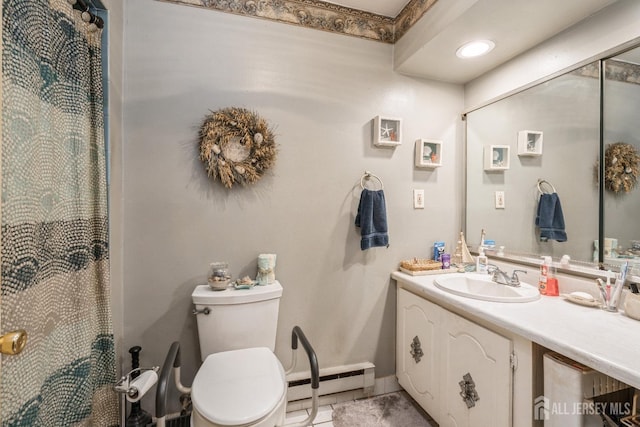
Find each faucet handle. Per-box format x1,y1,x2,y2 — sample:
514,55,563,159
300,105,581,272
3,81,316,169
487,264,499,273
511,269,527,283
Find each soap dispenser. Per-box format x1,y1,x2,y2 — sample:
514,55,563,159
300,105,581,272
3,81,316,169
538,256,552,295
476,248,488,274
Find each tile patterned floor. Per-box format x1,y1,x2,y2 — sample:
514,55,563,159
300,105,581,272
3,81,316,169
284,391,436,427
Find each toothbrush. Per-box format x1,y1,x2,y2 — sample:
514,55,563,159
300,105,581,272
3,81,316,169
595,278,608,306
609,262,629,311
606,270,612,302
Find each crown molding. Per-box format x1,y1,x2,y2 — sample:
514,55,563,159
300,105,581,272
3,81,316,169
606,59,640,85
154,0,438,43
571,60,640,85
395,0,437,41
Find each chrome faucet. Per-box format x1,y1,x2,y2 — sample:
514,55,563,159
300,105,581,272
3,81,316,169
488,265,527,287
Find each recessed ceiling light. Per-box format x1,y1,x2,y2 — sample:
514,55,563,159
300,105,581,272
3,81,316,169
456,40,495,59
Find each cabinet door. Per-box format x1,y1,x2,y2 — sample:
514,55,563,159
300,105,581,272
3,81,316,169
440,311,513,427
396,288,440,417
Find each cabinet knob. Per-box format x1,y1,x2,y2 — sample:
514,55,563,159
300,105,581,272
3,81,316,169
459,372,480,408
410,336,423,363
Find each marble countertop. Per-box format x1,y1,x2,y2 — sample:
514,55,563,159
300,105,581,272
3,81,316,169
391,270,640,390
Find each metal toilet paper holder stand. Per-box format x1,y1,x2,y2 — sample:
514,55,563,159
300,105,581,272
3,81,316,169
114,366,161,426
114,366,160,401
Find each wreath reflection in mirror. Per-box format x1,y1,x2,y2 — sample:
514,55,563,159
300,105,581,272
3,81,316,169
604,142,640,193
199,107,277,188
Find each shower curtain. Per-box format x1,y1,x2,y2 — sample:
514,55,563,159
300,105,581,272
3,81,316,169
1,0,118,425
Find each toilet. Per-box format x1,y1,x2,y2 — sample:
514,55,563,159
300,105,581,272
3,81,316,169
190,281,287,427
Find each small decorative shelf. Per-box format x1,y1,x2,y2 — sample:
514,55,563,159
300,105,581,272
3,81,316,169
373,116,402,146
415,139,442,168
484,145,510,171
517,130,543,156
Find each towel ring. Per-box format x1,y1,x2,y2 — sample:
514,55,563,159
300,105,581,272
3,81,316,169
537,179,556,194
361,171,384,190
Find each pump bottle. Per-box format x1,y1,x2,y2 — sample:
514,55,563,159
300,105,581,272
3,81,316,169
476,248,488,274
539,256,551,295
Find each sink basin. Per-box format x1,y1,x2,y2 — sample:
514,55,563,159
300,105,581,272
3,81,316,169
434,273,540,303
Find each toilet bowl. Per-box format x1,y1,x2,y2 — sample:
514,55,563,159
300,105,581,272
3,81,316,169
190,347,287,427
156,326,319,427
149,282,318,427
190,283,285,427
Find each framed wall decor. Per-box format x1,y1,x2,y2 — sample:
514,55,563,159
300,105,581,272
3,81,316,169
373,116,402,146
517,130,543,156
484,145,510,171
415,139,442,168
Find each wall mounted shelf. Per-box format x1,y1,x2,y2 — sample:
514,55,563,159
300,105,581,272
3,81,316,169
484,145,510,171
373,116,402,147
415,139,442,168
517,130,543,156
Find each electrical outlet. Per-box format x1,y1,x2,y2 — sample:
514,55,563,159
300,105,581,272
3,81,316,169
495,191,505,209
413,189,425,209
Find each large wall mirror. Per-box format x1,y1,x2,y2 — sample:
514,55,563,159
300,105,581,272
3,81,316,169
603,46,640,271
465,42,640,274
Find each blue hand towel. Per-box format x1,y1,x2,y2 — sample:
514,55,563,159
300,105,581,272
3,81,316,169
355,189,389,250
535,193,567,242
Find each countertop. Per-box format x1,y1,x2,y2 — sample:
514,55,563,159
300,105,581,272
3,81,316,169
391,270,640,390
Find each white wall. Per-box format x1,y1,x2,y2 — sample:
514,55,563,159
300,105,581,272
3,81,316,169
120,0,464,407
464,0,640,111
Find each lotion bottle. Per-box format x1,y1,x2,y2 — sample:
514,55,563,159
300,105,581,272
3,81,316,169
538,256,551,295
476,248,488,274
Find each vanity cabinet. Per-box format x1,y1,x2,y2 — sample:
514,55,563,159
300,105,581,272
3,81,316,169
397,287,514,427
396,288,440,416
440,305,512,426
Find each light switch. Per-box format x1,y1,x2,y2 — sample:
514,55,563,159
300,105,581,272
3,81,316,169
413,189,425,209
495,191,505,209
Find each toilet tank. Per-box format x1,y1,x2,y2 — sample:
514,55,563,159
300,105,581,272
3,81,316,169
191,281,283,360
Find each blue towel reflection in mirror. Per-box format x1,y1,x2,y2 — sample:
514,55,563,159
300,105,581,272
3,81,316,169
536,192,567,242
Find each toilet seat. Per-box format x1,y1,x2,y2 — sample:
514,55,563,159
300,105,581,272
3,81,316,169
191,347,286,426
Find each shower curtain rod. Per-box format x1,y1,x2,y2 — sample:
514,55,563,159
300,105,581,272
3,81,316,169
68,0,104,30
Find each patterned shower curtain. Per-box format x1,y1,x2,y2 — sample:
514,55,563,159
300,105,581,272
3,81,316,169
1,0,118,425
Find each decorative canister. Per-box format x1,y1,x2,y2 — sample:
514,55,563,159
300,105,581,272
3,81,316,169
256,254,276,285
208,262,231,291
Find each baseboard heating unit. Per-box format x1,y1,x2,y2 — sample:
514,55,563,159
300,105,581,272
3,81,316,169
286,362,375,401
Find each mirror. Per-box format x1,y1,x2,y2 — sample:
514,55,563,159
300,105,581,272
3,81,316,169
465,62,601,266
603,45,640,271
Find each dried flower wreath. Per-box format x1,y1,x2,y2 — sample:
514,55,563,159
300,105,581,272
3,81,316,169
604,142,640,193
199,107,277,188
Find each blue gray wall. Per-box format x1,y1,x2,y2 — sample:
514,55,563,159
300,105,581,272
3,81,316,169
119,0,464,398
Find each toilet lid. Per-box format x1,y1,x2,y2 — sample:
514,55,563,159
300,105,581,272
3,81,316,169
192,347,286,425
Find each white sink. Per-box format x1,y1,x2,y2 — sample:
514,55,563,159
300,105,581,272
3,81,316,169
434,273,540,303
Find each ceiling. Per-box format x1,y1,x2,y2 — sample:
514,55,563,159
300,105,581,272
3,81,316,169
327,0,619,83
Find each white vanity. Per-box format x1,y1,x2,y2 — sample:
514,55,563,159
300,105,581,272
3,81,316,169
392,265,640,427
